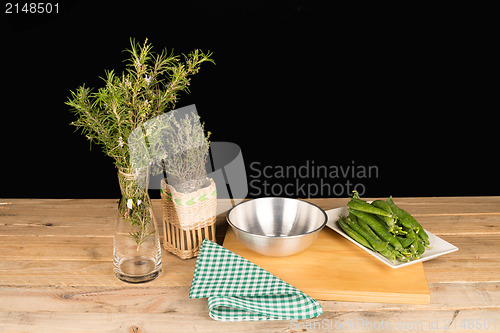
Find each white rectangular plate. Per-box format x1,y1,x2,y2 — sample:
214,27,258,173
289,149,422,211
326,206,459,269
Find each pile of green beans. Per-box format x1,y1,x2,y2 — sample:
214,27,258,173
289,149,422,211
338,191,431,263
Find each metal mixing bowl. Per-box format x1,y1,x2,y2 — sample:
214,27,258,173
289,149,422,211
226,197,328,257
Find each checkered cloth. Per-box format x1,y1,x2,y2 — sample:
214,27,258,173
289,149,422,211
189,239,324,321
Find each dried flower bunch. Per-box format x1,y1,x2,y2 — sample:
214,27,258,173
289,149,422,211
162,111,211,192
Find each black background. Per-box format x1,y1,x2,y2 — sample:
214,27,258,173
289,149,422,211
1,1,497,199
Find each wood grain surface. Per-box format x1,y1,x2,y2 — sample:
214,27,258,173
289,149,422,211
223,227,430,304
1,197,499,332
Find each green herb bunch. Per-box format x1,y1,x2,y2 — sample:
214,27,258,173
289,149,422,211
66,38,214,171
66,38,214,245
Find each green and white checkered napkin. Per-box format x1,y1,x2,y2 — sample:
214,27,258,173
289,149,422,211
189,239,324,321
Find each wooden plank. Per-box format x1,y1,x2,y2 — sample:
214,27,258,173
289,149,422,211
0,282,498,333
0,216,115,237
1,235,497,288
0,200,227,238
0,286,200,314
0,199,118,216
1,282,498,315
0,199,118,238
1,199,232,216
0,236,113,261
1,234,497,284
2,254,495,289
421,235,500,283
0,308,498,333
0,310,293,333
431,235,500,259
415,215,500,235
317,309,500,333
0,250,196,288
3,197,500,215
2,214,498,239
3,198,498,237
424,257,500,283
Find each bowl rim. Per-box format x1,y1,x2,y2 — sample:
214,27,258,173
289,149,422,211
225,197,328,239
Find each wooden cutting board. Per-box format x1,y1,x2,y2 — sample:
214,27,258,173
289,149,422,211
223,226,430,304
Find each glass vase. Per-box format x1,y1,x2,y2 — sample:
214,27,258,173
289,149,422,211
113,168,162,283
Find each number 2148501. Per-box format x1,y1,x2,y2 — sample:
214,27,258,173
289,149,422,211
5,3,59,14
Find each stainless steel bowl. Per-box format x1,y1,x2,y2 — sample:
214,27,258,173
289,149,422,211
226,197,328,257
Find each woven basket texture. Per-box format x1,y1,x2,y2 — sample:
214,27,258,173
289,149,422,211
161,178,217,259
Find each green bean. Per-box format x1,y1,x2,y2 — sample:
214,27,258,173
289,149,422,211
377,246,397,263
387,197,430,246
349,209,404,251
338,217,375,251
416,241,425,256
387,197,414,229
418,230,430,246
396,235,415,248
371,199,393,214
409,237,419,258
379,244,410,263
354,212,372,233
401,210,430,246
347,199,393,218
345,217,388,252
371,200,398,231
403,224,416,243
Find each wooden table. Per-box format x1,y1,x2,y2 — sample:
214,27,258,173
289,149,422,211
1,197,499,332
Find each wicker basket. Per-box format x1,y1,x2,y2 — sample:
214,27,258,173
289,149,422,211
160,177,217,259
